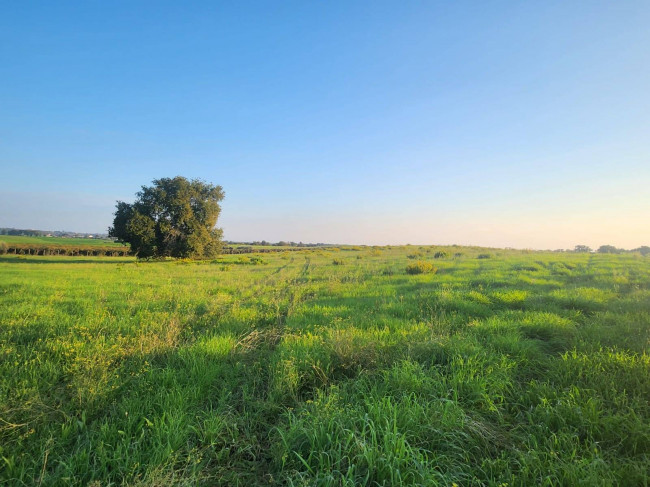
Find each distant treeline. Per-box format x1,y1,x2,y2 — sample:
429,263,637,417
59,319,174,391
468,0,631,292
225,240,332,247
0,227,108,239
0,243,129,257
571,245,650,255
0,243,322,257
221,246,321,254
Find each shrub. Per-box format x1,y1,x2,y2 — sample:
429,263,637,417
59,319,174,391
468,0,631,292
597,245,623,254
235,255,266,265
0,242,7,255
454,252,463,258
406,260,437,275
407,252,423,260
633,245,650,256
332,258,344,265
477,253,492,259
434,251,447,259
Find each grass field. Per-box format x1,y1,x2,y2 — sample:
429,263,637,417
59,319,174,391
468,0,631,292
0,235,126,247
1,247,649,485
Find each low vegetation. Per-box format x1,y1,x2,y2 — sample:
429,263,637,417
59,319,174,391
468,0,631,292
0,243,130,257
0,235,123,246
1,246,648,485
405,260,437,274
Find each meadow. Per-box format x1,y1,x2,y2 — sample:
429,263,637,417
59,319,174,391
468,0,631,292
1,247,648,486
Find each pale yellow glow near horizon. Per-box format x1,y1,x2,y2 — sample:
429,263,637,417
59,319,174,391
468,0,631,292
220,209,649,250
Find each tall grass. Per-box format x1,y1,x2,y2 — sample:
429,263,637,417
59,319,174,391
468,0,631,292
0,247,648,485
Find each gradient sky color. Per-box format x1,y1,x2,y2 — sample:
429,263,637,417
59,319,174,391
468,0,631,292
1,1,649,249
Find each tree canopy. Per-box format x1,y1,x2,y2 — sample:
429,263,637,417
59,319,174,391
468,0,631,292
109,177,225,259
574,245,592,253
597,245,623,254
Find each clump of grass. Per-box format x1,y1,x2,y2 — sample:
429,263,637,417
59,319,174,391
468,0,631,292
512,263,541,272
434,251,448,259
407,252,423,259
332,258,345,265
406,260,437,275
235,255,267,265
477,253,492,259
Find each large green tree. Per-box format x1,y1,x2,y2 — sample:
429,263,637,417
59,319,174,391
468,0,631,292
109,177,225,259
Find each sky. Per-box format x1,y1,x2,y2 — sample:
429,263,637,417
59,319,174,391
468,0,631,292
1,1,649,249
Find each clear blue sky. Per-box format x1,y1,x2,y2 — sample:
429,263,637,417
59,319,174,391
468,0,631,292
1,1,648,248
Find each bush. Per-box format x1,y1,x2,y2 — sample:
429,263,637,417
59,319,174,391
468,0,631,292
406,260,437,275
235,255,267,265
434,251,447,259
332,258,344,265
597,245,623,254
633,246,650,256
407,252,423,260
477,253,492,259
0,242,7,255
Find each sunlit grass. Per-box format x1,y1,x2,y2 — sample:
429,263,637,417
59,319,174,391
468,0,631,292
1,247,649,485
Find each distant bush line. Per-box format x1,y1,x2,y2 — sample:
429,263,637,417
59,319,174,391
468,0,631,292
0,243,325,257
221,246,322,255
1,243,130,257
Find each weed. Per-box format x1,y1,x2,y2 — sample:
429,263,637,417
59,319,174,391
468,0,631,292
406,260,437,274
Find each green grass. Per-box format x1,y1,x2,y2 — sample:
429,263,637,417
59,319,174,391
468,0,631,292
0,235,126,247
1,247,648,485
